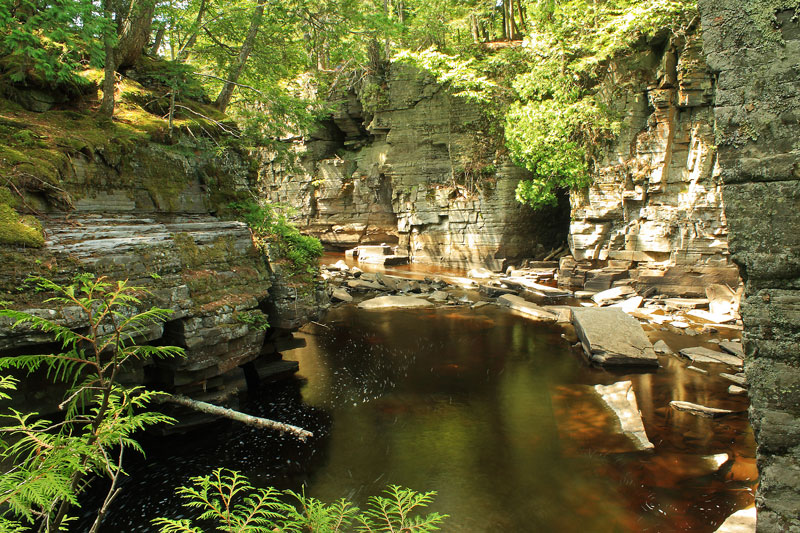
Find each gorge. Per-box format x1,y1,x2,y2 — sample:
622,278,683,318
0,1,798,531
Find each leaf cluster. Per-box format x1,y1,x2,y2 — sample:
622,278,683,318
153,468,447,533
506,0,696,208
0,273,183,530
230,201,323,278
0,0,110,91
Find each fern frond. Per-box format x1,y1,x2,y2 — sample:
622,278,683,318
151,518,202,533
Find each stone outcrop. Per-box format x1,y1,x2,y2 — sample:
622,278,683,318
0,140,326,412
257,64,569,270
698,2,800,531
561,27,740,296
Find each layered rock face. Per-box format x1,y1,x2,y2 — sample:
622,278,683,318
561,28,740,296
258,64,568,270
0,141,325,411
698,3,800,531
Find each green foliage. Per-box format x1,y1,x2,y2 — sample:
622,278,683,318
153,468,447,533
234,310,270,331
231,201,323,277
393,48,498,104
0,274,183,531
0,0,110,90
507,0,695,208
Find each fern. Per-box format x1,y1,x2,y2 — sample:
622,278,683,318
0,274,185,531
154,469,447,533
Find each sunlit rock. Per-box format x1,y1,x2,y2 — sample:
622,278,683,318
357,295,433,309
497,295,557,321
714,507,756,533
571,307,659,366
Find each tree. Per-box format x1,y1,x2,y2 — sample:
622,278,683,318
215,0,267,112
0,274,183,531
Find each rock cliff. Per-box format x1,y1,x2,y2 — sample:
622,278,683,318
0,137,326,412
699,3,800,531
560,27,741,297
257,64,569,271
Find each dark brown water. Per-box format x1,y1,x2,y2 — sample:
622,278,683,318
90,302,756,532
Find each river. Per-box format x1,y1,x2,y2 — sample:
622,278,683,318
88,282,756,532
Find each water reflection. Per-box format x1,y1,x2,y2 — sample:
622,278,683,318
89,304,755,532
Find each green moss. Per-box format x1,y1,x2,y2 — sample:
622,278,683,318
747,0,800,42
0,202,44,247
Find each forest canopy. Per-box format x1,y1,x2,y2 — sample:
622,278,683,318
0,0,698,207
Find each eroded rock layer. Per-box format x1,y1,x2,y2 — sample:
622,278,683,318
257,64,569,270
561,27,740,296
0,141,325,412
699,2,800,531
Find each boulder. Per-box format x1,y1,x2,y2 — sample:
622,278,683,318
497,295,557,321
357,295,433,310
571,308,659,366
429,291,449,302
653,340,674,355
331,288,353,303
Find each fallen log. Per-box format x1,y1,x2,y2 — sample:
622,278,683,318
164,394,313,441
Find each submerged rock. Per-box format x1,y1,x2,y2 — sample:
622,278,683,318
593,381,654,450
357,295,433,310
669,401,743,418
497,295,557,321
571,307,659,366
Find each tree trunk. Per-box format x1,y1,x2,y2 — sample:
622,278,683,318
396,0,404,24
115,0,157,69
215,0,266,113
516,0,527,31
470,14,480,43
177,0,207,61
99,0,116,118
500,1,507,40
150,22,165,54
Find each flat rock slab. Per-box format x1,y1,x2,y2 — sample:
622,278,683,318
720,373,747,387
592,286,636,305
665,298,709,310
679,347,743,367
594,381,654,450
719,340,745,358
499,278,571,299
571,308,658,367
497,295,557,321
357,296,433,310
669,401,743,418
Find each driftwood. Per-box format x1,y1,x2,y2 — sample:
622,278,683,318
165,394,313,441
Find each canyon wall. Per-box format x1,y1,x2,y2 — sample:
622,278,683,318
699,3,800,531
0,140,326,411
560,27,741,296
257,64,569,271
